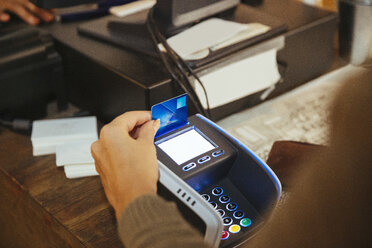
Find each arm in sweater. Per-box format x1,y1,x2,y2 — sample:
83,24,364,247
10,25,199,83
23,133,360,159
118,194,210,248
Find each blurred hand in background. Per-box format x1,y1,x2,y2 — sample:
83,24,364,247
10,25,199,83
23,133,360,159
0,0,54,25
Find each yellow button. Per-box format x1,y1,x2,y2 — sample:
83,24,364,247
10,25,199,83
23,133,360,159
228,224,241,234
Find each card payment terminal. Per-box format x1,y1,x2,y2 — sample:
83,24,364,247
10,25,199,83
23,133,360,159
153,95,281,248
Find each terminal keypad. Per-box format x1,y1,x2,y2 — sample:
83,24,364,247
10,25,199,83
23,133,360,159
201,186,253,241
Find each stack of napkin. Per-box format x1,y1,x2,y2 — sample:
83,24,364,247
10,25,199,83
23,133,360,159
31,116,99,179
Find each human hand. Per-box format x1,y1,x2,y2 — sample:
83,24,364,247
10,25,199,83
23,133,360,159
91,111,160,220
0,0,54,25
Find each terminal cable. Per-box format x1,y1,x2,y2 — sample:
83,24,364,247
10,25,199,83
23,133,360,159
146,8,212,118
0,116,32,133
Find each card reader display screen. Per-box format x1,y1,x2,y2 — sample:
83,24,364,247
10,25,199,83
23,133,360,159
157,129,215,165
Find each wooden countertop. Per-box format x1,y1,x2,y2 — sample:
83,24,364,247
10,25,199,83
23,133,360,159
0,128,124,248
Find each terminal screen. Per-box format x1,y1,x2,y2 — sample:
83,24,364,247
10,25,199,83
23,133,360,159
157,129,215,165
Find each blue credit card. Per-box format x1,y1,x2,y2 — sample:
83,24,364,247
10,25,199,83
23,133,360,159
151,94,188,138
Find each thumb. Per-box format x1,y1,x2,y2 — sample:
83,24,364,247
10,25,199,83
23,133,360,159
137,120,160,142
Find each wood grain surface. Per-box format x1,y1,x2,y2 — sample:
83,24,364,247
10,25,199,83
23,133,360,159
0,128,124,248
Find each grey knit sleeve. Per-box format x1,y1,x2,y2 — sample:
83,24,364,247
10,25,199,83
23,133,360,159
118,194,211,248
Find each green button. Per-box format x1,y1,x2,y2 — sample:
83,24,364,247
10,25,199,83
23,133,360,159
240,218,252,227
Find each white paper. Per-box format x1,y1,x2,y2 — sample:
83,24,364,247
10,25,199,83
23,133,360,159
33,143,56,156
64,164,99,179
109,0,155,17
167,18,248,58
194,49,281,109
56,140,96,166
31,116,98,156
210,23,270,51
31,116,97,144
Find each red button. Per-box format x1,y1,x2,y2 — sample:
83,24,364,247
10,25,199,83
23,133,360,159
221,231,229,240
